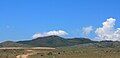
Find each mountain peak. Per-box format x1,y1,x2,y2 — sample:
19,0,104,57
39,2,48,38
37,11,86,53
46,35,63,38
35,35,63,39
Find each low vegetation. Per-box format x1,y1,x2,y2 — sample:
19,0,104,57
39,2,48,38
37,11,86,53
0,46,120,58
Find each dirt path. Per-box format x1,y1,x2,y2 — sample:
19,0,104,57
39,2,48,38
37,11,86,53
16,50,35,58
16,53,34,58
16,54,28,58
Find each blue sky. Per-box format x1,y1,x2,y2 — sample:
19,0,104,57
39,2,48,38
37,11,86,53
0,0,120,41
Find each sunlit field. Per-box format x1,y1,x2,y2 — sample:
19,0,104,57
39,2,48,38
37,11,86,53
0,47,120,58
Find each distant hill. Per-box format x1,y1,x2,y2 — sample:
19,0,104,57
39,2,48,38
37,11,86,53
17,35,94,47
95,41,120,48
0,41,30,47
1,35,120,48
72,40,120,48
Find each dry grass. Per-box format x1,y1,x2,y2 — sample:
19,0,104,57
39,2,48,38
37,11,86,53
0,47,120,58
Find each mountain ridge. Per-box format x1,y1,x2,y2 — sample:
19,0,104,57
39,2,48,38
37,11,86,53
17,35,93,47
1,35,120,48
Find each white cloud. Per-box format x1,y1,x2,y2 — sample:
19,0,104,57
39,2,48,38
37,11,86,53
95,18,120,41
32,33,44,39
32,30,68,39
82,26,93,37
45,30,68,36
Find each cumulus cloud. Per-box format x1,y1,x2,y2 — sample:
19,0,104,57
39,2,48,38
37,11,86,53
82,26,93,37
95,18,120,41
45,30,68,36
32,33,44,39
32,30,68,39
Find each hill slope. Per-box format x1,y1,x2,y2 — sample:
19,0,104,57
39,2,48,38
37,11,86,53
1,35,120,48
0,41,29,47
17,35,94,47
